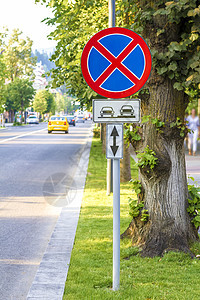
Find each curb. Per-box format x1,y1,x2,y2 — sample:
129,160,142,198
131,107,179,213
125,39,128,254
27,127,93,300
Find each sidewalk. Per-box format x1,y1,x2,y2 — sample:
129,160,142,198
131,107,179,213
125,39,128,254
185,141,200,185
0,123,13,129
4,123,13,127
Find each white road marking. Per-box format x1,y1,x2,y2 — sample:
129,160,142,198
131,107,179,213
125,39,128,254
0,259,40,265
0,128,47,143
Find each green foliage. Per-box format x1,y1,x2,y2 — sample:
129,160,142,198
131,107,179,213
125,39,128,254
54,93,78,114
38,0,108,106
190,241,200,257
141,115,189,137
170,117,188,137
187,177,200,229
136,145,158,172
132,1,200,96
140,209,149,222
5,78,35,117
34,0,144,105
33,89,55,115
151,118,165,132
128,180,149,222
124,124,141,145
185,96,198,114
130,179,142,195
55,92,65,114
36,0,200,105
93,127,100,138
0,28,36,114
128,197,144,218
142,115,165,132
2,28,36,82
33,90,48,114
45,90,55,114
13,121,22,126
141,115,151,123
0,35,7,112
0,55,6,112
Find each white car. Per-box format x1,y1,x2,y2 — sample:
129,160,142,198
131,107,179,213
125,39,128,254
76,116,85,123
27,115,39,124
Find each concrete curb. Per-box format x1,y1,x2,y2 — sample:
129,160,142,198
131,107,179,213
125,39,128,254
27,127,93,300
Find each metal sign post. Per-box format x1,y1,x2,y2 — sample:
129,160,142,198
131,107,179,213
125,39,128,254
81,0,151,292
106,124,123,290
108,0,115,28
113,158,120,291
108,3,118,289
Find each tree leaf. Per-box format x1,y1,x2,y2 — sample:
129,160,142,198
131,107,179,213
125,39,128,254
173,82,183,91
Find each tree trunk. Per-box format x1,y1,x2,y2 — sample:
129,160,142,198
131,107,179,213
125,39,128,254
121,0,199,255
101,123,106,154
9,110,14,123
120,140,131,182
21,110,23,124
122,76,198,256
21,100,24,124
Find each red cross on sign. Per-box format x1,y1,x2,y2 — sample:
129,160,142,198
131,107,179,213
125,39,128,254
81,27,152,98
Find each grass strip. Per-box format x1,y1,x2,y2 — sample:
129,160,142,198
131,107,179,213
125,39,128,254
63,138,200,300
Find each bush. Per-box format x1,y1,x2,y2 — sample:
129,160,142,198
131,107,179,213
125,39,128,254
93,127,100,138
13,122,22,126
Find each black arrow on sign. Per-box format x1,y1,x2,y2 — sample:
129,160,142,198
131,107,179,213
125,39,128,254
110,126,119,156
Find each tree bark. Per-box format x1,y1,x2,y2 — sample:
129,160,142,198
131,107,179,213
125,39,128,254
9,110,14,123
101,123,106,154
122,77,198,257
122,2,199,256
120,140,131,182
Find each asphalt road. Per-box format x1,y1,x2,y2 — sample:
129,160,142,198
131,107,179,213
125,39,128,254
0,121,92,300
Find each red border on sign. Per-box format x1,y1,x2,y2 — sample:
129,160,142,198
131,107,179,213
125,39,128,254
81,27,152,98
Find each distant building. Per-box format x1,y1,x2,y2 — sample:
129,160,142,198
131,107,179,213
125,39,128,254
33,61,48,90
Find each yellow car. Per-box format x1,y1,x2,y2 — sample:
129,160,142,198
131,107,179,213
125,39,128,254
48,115,69,134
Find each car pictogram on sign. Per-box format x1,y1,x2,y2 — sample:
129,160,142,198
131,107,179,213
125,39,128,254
119,105,135,117
81,27,152,98
100,106,115,118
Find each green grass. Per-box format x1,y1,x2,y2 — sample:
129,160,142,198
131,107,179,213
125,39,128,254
63,138,200,300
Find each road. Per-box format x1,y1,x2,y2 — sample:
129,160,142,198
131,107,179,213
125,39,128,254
0,121,92,300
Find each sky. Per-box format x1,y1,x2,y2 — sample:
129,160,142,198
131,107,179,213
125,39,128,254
0,0,57,52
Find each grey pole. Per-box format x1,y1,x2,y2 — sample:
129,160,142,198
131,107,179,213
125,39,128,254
108,0,115,27
113,158,120,291
107,159,112,195
107,0,115,196
108,0,120,290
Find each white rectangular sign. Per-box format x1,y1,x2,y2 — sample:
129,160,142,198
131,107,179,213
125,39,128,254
106,124,123,159
93,99,140,123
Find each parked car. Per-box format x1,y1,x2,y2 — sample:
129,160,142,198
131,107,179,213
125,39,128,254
76,116,85,123
48,115,69,133
65,115,75,126
26,115,39,124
